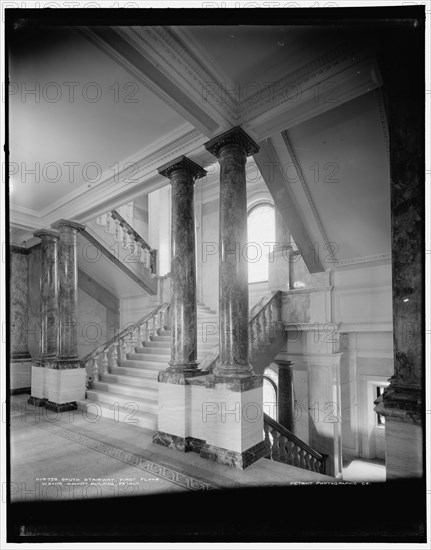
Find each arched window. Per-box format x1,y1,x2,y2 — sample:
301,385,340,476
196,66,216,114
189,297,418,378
247,203,275,283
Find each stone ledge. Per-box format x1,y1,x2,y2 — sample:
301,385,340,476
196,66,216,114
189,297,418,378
153,431,205,453
200,440,269,470
205,374,263,392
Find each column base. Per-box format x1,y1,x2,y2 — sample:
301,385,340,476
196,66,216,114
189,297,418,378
200,440,269,470
45,400,77,413
11,351,31,360
212,364,255,378
10,387,31,396
152,431,205,453
27,396,47,407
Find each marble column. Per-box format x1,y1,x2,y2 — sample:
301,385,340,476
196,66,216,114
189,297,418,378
10,246,31,360
158,156,206,373
205,126,259,378
28,230,59,406
374,26,424,479
275,359,295,431
45,220,86,412
153,156,207,452
199,127,267,469
269,207,292,291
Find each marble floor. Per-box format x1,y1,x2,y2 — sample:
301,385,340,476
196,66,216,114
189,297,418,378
9,393,334,502
343,458,386,482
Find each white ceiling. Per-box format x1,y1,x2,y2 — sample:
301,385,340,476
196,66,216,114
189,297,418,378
286,91,391,261
9,28,185,213
185,25,341,89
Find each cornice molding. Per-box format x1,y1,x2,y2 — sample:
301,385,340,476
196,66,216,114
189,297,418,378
240,42,360,117
375,87,390,160
122,26,238,127
336,252,392,267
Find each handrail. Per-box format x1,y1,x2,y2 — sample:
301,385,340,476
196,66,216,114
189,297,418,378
264,413,324,462
264,412,328,475
110,210,158,274
81,302,170,384
201,291,283,374
110,210,152,252
249,291,282,325
81,303,169,366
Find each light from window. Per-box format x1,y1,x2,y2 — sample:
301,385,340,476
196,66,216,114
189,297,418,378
247,204,275,283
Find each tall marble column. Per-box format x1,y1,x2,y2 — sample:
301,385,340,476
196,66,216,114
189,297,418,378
205,126,259,377
28,230,59,406
275,359,295,431
199,127,267,469
10,247,31,360
153,156,207,452
158,156,206,372
374,26,424,479
45,220,86,412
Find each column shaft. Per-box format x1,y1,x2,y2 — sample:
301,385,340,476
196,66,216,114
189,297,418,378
51,220,85,367
158,156,206,371
205,127,260,377
34,230,59,363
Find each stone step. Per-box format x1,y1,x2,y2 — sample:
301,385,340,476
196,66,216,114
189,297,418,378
93,380,157,401
102,372,158,389
127,352,170,362
110,365,159,378
120,359,166,370
78,395,157,430
159,329,171,336
150,335,170,342
85,389,158,415
140,344,170,354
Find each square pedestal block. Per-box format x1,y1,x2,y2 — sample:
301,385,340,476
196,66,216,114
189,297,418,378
45,368,86,409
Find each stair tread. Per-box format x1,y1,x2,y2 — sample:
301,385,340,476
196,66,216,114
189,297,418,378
86,388,158,408
93,380,157,398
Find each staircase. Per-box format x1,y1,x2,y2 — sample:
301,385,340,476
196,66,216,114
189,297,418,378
79,303,218,430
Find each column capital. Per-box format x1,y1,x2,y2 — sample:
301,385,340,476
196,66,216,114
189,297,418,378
158,155,206,181
273,359,294,369
204,126,260,159
33,229,60,241
51,219,86,232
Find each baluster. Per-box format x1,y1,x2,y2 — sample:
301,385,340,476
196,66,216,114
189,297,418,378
298,448,306,469
139,323,146,345
292,444,300,467
285,439,293,465
122,226,129,248
267,304,273,341
304,452,311,471
92,355,100,383
270,429,280,461
110,343,118,369
136,244,143,263
114,219,120,241
263,422,271,451
105,213,111,233
101,349,109,375
256,313,263,343
142,248,148,268
278,435,287,463
262,309,268,340
120,337,127,362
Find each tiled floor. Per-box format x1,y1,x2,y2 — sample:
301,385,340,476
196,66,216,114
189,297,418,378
9,394,333,501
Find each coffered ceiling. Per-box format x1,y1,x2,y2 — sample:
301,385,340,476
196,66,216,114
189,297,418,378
8,22,391,269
